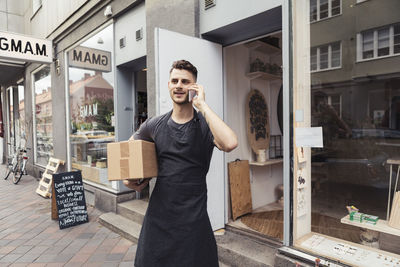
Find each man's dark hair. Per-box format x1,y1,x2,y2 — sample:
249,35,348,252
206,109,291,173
170,60,198,81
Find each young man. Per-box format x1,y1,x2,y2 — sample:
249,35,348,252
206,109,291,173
124,60,237,267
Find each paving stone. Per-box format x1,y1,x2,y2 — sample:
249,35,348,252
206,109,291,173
0,246,16,254
12,245,34,254
77,232,95,239
119,262,135,267
101,262,119,267
0,253,23,263
69,252,92,263
87,253,108,263
105,253,125,262
7,239,28,247
0,167,139,267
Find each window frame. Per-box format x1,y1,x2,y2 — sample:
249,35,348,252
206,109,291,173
31,64,52,168
31,0,42,19
310,0,342,23
357,23,400,62
311,41,342,73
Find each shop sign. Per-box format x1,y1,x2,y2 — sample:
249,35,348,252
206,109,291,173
80,103,98,118
0,31,53,63
69,46,111,72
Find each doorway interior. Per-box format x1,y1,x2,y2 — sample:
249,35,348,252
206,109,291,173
224,32,285,242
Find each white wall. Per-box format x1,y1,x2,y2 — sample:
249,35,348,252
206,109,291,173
225,43,283,209
0,0,29,33
29,0,88,38
114,2,146,66
200,0,281,34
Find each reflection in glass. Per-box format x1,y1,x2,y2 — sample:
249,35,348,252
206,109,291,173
362,31,374,59
33,66,53,166
68,24,115,187
309,1,400,255
395,24,400,54
8,88,14,154
319,0,328,20
16,85,25,149
331,0,340,16
310,0,317,22
378,28,390,57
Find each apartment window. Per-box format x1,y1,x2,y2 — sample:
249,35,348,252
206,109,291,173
311,42,341,72
394,24,400,54
362,31,374,59
310,0,341,22
359,23,400,60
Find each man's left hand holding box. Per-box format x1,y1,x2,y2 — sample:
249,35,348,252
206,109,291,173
107,140,158,192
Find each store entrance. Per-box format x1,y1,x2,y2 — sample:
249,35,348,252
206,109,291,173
224,32,284,242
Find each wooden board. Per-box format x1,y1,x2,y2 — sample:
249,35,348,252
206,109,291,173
389,191,400,229
228,160,252,220
36,157,64,198
246,89,270,154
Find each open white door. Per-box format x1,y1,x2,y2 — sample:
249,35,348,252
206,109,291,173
155,28,224,230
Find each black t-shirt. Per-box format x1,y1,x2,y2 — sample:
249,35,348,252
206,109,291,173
134,110,214,147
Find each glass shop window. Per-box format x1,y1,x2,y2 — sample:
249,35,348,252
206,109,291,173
67,24,115,187
14,85,25,149
33,66,54,167
294,1,400,263
7,87,15,154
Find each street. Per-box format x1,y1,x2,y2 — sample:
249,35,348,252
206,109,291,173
0,165,137,267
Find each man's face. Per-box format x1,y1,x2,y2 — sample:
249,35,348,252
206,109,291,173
168,68,196,105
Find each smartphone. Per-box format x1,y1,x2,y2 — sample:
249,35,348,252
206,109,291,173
189,89,197,102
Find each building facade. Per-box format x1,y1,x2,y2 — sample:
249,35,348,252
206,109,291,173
1,0,400,265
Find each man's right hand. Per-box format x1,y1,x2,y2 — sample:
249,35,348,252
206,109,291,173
123,178,151,192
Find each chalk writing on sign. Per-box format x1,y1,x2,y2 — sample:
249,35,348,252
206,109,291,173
53,171,88,229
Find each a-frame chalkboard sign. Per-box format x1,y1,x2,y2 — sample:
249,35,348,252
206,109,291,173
52,171,89,229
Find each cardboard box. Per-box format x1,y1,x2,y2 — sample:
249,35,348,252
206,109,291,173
107,140,158,181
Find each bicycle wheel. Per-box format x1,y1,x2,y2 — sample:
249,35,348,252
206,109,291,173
12,165,23,184
3,165,12,180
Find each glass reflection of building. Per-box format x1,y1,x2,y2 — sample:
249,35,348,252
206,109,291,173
309,0,400,253
33,66,54,167
68,24,115,188
69,71,115,171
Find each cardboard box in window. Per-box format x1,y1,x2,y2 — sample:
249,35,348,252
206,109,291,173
107,140,158,181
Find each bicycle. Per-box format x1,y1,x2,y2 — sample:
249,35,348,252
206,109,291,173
4,144,30,184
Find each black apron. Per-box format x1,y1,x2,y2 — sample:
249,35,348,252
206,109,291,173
135,111,219,267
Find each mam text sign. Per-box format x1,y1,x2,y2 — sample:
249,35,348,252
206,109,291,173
0,31,53,63
69,46,112,72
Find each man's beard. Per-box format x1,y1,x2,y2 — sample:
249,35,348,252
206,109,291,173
172,92,190,105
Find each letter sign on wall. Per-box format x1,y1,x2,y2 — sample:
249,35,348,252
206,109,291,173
68,46,112,72
0,31,53,63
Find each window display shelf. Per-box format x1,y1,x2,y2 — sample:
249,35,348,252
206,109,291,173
249,158,283,166
341,214,400,237
245,71,282,81
244,40,281,55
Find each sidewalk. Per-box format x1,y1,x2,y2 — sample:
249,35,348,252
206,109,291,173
0,165,137,267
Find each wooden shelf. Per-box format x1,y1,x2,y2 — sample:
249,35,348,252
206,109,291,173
245,71,282,81
341,214,400,236
249,158,283,166
244,40,281,54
